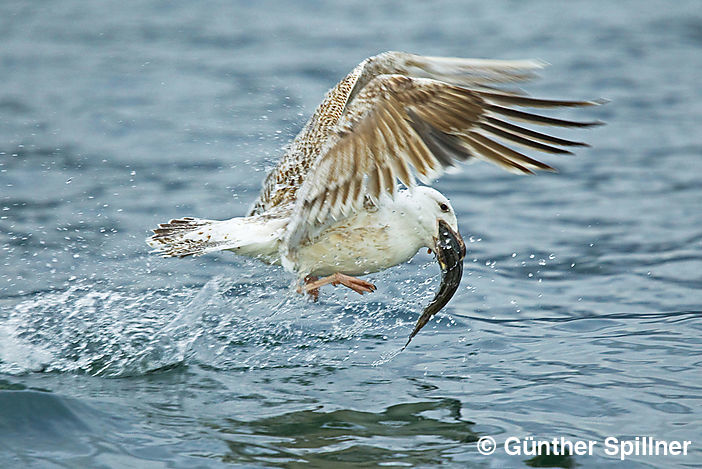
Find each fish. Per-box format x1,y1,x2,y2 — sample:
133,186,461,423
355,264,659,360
404,220,466,349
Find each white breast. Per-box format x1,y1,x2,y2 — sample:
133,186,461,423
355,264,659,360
293,196,429,277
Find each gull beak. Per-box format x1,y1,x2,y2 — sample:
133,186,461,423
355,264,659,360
403,220,466,349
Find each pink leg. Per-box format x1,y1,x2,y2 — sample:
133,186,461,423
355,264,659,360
300,273,377,296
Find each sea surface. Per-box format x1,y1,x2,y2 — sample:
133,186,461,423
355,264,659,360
1,1,701,467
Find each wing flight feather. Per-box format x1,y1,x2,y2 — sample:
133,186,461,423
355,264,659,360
249,51,564,215
284,74,603,248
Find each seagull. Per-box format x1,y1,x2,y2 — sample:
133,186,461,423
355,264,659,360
148,51,601,325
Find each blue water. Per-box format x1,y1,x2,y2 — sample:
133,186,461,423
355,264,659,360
1,1,701,467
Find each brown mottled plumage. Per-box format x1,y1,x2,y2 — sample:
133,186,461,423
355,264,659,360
249,51,602,223
248,53,602,248
150,51,602,271
248,62,367,215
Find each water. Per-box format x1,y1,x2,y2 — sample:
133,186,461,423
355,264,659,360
1,0,701,467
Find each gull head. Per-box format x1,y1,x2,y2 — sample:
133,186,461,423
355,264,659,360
411,186,465,260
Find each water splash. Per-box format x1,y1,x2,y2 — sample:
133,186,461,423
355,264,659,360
1,286,196,376
0,264,444,377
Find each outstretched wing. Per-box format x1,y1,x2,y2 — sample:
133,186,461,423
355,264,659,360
248,51,549,216
284,74,603,249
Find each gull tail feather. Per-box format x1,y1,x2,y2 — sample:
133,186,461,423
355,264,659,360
147,216,285,258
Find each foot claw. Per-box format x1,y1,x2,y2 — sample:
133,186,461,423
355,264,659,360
299,275,320,301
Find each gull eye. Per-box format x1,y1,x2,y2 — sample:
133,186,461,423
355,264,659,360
439,202,450,212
